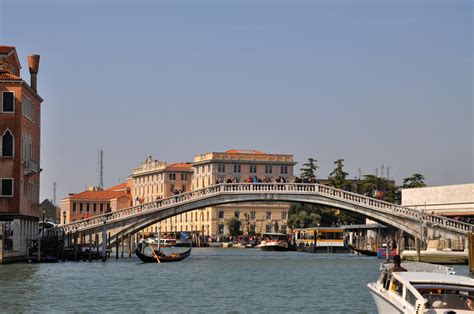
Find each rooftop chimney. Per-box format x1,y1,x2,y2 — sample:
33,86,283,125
27,54,40,92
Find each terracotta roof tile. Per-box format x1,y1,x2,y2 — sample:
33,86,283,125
0,72,21,80
0,46,15,55
105,182,128,191
165,163,192,170
69,190,129,201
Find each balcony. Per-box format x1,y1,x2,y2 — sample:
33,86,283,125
24,159,39,175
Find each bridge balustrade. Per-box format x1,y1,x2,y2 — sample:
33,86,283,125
57,183,473,235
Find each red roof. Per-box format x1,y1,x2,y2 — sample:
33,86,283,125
0,46,16,55
0,72,20,80
105,182,128,191
165,163,192,171
225,149,266,155
69,190,129,201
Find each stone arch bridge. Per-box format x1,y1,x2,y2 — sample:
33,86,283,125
56,183,473,248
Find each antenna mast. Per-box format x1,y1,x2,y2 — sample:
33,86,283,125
53,182,56,205
99,149,104,189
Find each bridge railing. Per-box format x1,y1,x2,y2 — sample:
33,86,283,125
58,183,473,235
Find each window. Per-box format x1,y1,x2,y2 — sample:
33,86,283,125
233,164,241,173
218,224,225,235
72,203,77,213
281,225,287,234
181,173,187,181
100,203,104,213
405,288,417,306
0,178,13,197
250,211,256,219
86,203,90,212
185,213,188,222
79,203,83,213
266,224,272,233
218,210,224,219
218,164,225,173
280,165,288,174
93,203,97,213
22,96,34,121
265,165,272,174
234,211,240,218
249,164,257,173
1,129,14,157
266,211,272,220
249,224,256,234
2,91,14,112
107,204,111,212
390,279,403,297
281,212,287,219
169,173,176,180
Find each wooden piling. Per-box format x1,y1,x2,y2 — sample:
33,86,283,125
74,233,78,261
101,222,107,262
107,232,111,258
128,234,132,258
95,234,99,254
120,234,124,258
115,234,119,259
88,232,92,262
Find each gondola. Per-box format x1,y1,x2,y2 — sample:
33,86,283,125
347,244,377,257
135,240,191,263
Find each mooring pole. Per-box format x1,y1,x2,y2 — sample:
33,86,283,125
88,232,92,262
101,220,107,262
415,237,421,262
128,234,132,258
74,233,78,261
120,234,124,258
115,234,119,259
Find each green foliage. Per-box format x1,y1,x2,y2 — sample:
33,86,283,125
328,159,349,189
225,217,242,236
287,202,364,228
402,174,426,189
300,158,319,180
361,174,399,203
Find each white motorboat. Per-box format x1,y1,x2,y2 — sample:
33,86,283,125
255,233,289,251
367,261,474,313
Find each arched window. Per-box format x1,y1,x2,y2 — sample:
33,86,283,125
1,129,14,157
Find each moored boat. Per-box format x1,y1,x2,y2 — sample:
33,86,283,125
367,261,474,313
348,244,377,257
256,233,288,251
401,240,469,265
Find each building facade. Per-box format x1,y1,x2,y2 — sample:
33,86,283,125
131,156,193,233
60,182,132,224
158,150,296,237
0,46,43,262
402,183,474,218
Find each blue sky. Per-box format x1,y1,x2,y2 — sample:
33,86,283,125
0,0,472,202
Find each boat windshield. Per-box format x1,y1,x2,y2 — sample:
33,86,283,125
422,294,474,311
263,234,287,241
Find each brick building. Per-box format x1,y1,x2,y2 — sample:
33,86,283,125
0,46,43,262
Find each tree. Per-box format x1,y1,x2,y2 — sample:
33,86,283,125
361,174,398,203
402,174,426,189
328,159,349,189
300,158,318,181
225,217,241,236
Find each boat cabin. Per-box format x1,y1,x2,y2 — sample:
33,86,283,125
370,262,474,313
261,233,288,242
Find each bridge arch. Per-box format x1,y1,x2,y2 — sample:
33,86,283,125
58,183,472,247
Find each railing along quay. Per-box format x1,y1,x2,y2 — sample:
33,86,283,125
57,183,473,235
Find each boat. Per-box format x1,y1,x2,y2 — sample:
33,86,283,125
377,247,397,259
293,227,348,253
135,239,191,263
401,240,469,265
367,261,474,313
256,233,289,251
347,244,377,257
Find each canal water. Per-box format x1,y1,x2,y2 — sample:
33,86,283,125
0,248,472,313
